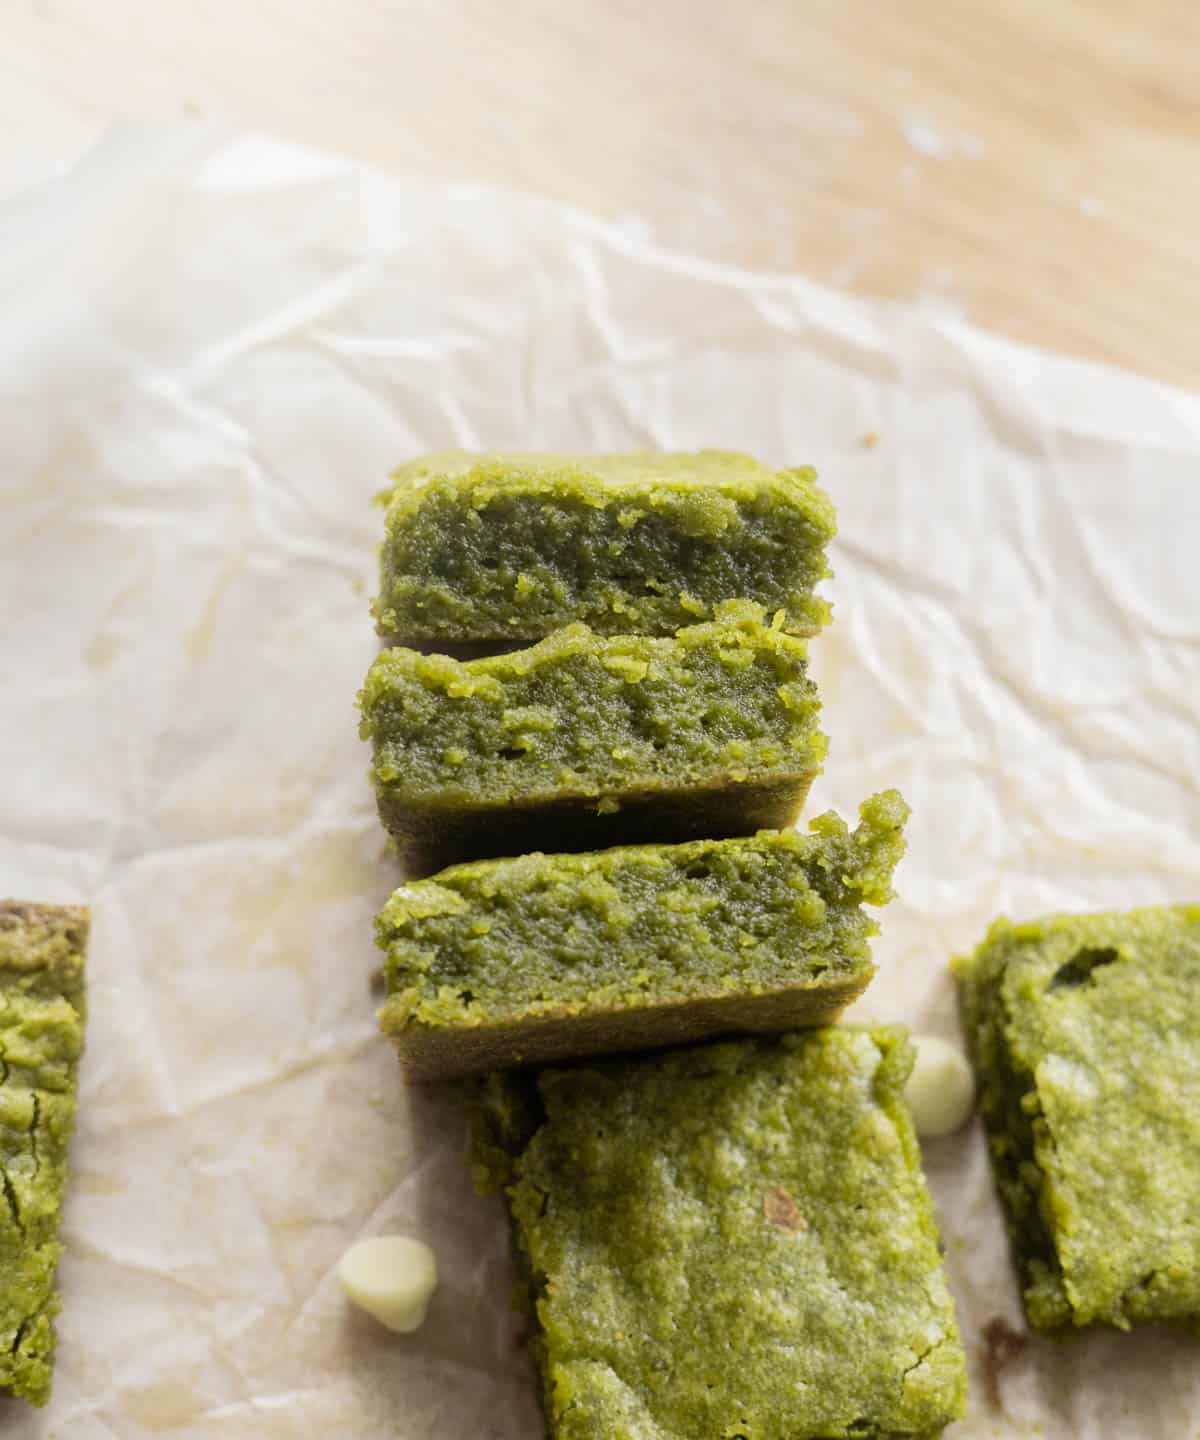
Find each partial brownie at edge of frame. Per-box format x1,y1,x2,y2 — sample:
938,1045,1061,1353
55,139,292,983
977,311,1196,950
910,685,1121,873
378,790,908,1078
0,900,89,1406
954,904,1200,1335
373,449,835,646
470,1027,967,1440
359,600,826,869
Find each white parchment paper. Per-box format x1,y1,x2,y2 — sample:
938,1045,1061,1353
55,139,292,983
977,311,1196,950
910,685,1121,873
2,121,1198,1439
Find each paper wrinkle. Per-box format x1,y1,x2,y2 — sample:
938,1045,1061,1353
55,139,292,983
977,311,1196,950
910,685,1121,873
2,120,1198,1436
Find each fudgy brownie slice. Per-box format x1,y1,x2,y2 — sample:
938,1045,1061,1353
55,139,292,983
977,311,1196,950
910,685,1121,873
359,601,826,869
376,791,907,1077
373,450,835,646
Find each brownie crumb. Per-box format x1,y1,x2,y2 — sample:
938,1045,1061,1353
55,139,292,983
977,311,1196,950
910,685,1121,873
979,1315,1027,1413
763,1185,807,1233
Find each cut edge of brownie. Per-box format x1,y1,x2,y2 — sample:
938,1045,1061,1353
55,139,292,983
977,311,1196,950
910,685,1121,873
360,600,828,868
390,974,874,1080
373,450,837,644
954,927,1073,1332
379,791,909,1077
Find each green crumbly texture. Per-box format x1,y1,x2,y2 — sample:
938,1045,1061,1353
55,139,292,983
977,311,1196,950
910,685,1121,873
472,1027,967,1440
378,791,908,1077
0,902,88,1406
373,450,835,644
955,905,1200,1334
359,600,826,867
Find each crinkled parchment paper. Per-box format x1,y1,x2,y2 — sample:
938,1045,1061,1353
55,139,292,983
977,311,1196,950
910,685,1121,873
2,121,1198,1439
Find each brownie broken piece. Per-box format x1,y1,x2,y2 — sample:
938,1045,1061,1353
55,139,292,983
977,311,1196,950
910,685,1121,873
377,791,907,1078
373,450,835,646
955,905,1200,1334
359,601,827,869
471,1027,967,1439
0,901,88,1405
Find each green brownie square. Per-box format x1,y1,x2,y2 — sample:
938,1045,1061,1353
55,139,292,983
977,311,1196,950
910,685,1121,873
378,792,907,1078
955,905,1200,1333
373,450,835,646
359,601,826,869
0,901,89,1405
472,1028,967,1439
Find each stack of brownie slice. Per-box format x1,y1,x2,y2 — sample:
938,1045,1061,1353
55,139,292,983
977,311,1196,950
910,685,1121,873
360,451,968,1439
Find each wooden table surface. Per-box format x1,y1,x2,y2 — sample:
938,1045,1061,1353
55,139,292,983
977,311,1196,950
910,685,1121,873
6,0,1198,386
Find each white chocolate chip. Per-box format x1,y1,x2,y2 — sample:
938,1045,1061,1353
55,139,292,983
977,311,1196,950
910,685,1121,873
338,1236,438,1334
904,1034,975,1139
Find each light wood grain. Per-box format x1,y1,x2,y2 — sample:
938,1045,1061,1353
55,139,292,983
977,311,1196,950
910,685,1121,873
5,0,1198,384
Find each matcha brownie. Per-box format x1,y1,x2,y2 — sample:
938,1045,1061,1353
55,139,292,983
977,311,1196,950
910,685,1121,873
472,1027,967,1439
0,901,88,1405
955,905,1200,1334
378,791,907,1078
359,601,826,868
374,450,835,645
